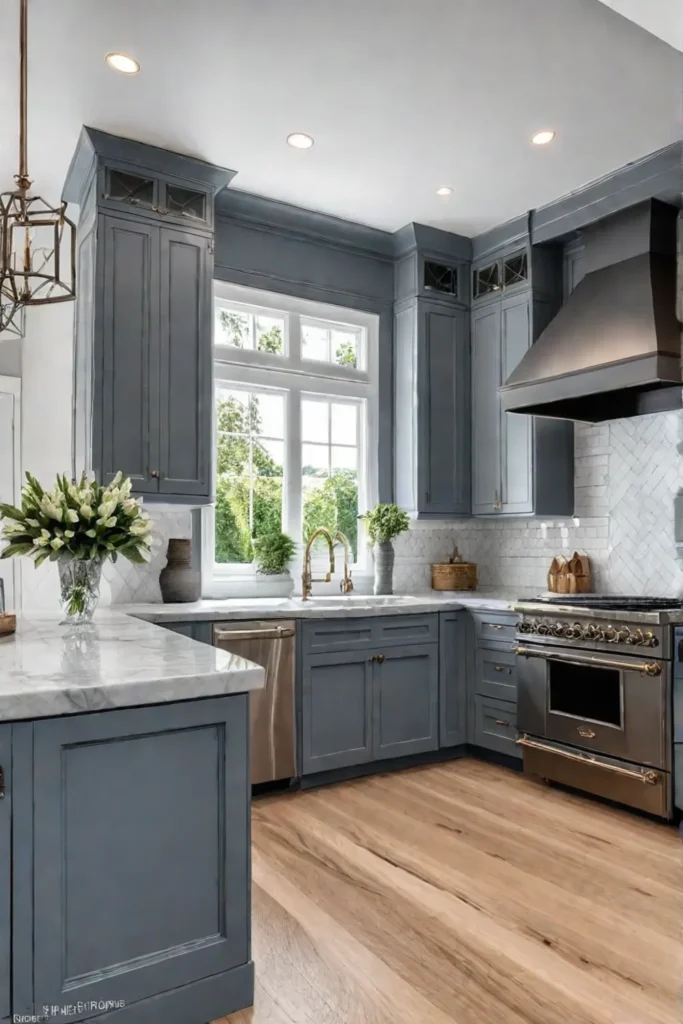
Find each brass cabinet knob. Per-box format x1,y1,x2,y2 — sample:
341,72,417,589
150,470,159,479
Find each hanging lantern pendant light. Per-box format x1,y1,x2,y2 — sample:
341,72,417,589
0,0,76,335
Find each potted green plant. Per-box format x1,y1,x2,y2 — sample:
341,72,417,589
0,471,152,624
252,532,296,591
358,503,410,595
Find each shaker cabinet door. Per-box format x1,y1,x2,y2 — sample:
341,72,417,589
372,644,439,760
158,228,213,499
500,294,533,515
98,215,160,493
26,699,250,1021
301,651,373,774
418,301,470,516
0,727,10,1023
439,612,467,748
471,302,501,515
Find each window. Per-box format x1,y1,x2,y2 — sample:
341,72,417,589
215,387,285,564
205,284,378,594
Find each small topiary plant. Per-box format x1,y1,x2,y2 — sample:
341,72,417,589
252,532,296,575
358,503,410,545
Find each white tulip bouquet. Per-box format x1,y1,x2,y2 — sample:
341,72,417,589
0,472,153,623
0,472,152,567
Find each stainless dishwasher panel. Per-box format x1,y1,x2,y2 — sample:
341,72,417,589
213,620,296,785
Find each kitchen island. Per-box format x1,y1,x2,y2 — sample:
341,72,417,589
0,611,264,1024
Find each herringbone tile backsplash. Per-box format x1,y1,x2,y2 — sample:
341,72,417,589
395,409,682,598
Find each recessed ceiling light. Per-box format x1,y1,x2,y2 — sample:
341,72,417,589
436,186,453,196
531,130,555,146
105,53,140,75
287,133,314,150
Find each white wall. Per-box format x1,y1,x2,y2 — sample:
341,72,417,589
19,302,75,611
0,338,21,378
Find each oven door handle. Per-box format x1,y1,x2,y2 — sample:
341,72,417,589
516,736,662,785
513,645,661,677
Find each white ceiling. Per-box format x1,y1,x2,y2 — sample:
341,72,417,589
595,0,683,50
0,0,680,236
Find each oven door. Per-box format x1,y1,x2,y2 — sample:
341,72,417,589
516,643,669,769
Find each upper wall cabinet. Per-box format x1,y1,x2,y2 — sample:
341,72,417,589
103,168,211,229
63,128,235,504
471,245,574,517
395,297,471,517
393,224,472,518
472,250,528,302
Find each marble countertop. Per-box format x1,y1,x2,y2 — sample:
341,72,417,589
0,610,264,721
122,590,524,623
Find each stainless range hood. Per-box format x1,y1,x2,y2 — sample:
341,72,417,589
499,199,681,422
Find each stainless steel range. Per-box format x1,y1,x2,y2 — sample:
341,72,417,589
513,595,678,819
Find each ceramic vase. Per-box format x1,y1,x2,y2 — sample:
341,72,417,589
159,538,201,603
373,541,395,595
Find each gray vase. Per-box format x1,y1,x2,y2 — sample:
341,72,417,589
373,541,395,595
159,539,201,603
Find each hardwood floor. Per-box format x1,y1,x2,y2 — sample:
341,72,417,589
218,758,681,1024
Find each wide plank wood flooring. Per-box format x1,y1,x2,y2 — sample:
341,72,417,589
219,758,681,1024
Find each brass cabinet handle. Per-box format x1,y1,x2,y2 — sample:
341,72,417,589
150,470,159,479
577,726,596,739
489,624,504,631
494,665,505,672
370,654,385,664
494,719,510,728
516,735,661,785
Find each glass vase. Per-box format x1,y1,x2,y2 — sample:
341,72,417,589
58,557,103,625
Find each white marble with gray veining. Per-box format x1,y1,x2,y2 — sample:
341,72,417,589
0,610,264,721
121,590,525,623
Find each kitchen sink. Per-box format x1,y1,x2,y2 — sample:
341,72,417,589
295,595,416,609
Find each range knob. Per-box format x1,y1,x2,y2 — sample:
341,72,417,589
519,619,534,634
614,627,630,643
552,622,566,637
627,629,644,646
564,622,584,639
537,622,550,636
644,631,659,648
583,623,599,640
602,625,617,642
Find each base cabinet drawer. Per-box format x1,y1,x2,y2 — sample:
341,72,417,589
472,612,517,645
473,696,520,759
474,649,517,703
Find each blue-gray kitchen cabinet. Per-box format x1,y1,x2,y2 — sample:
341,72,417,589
301,650,373,774
372,644,439,760
0,727,9,1024
13,697,252,1022
471,301,501,515
99,214,160,494
394,297,471,517
471,283,574,517
65,127,233,505
158,227,213,498
439,611,468,748
96,215,213,501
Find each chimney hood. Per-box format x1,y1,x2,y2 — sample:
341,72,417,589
499,199,681,422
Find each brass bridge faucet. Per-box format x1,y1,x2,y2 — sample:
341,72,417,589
301,528,354,600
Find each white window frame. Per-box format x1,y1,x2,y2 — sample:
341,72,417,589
203,283,379,597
